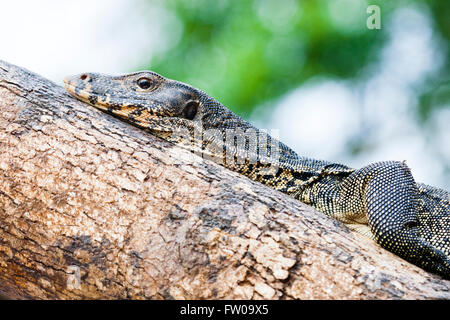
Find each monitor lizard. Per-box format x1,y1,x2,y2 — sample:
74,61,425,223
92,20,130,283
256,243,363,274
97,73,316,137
64,71,450,279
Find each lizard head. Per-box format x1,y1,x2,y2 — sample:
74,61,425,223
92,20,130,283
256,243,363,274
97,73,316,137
64,71,232,136
64,70,270,164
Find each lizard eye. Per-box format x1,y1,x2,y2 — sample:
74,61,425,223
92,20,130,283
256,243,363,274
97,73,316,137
182,101,199,120
137,77,152,90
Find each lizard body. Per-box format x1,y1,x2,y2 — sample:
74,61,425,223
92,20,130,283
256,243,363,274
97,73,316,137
64,71,450,279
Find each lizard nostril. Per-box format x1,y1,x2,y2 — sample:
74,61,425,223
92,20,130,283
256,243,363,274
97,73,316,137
80,74,88,81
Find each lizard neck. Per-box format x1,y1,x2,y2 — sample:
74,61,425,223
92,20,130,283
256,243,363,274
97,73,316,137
159,97,344,192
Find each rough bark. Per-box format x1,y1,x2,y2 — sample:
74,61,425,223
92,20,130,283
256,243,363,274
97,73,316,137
0,60,449,300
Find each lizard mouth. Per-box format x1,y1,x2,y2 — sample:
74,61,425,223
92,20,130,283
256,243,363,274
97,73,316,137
64,79,109,111
64,78,167,126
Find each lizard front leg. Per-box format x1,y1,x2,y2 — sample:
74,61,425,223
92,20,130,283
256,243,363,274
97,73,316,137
339,161,450,278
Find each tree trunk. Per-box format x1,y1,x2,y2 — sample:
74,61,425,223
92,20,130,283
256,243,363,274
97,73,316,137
0,60,449,300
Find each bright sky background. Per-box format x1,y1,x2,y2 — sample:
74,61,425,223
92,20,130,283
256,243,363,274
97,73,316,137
0,0,174,83
0,0,448,189
253,6,449,189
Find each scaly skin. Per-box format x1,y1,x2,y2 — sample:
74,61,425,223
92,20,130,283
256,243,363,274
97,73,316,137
64,71,450,279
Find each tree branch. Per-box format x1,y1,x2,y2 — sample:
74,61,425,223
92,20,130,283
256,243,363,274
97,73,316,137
0,60,449,299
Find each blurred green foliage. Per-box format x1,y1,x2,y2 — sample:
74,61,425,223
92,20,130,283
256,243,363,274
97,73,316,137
142,0,449,121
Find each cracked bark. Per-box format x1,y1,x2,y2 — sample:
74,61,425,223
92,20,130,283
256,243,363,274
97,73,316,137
0,60,449,300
